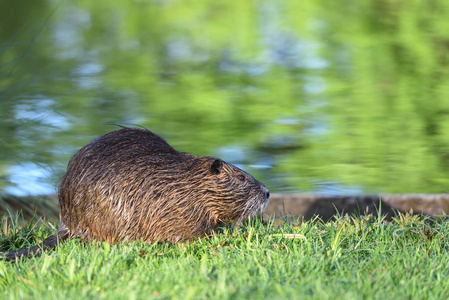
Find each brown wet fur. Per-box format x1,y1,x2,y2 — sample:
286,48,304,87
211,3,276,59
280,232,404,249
1,127,269,260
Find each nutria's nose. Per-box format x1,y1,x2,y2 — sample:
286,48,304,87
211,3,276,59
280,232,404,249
261,184,270,200
255,179,270,200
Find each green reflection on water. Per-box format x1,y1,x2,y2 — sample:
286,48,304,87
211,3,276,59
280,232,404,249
1,0,449,195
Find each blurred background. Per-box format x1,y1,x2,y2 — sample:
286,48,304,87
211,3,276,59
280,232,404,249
1,0,449,198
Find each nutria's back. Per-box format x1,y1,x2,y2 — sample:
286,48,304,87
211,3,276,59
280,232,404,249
59,127,270,243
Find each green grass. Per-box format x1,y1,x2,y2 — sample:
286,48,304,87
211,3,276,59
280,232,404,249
1,212,449,300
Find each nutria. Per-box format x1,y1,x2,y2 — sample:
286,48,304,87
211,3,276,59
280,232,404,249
1,127,269,260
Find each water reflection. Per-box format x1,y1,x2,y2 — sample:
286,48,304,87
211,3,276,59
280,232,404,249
5,163,54,196
1,0,449,197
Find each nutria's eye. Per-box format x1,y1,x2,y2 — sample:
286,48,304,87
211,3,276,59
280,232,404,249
210,159,223,175
238,175,245,181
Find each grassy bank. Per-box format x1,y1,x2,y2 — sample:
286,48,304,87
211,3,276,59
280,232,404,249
1,212,448,299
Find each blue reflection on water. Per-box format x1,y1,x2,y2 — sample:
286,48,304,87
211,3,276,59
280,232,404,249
14,98,70,129
5,163,55,196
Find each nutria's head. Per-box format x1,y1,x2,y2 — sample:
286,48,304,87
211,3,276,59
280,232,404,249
58,127,270,243
186,156,270,224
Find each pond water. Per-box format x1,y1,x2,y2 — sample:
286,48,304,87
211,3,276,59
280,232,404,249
1,0,449,196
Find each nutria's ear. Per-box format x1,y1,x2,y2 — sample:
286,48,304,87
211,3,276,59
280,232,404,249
210,159,223,175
